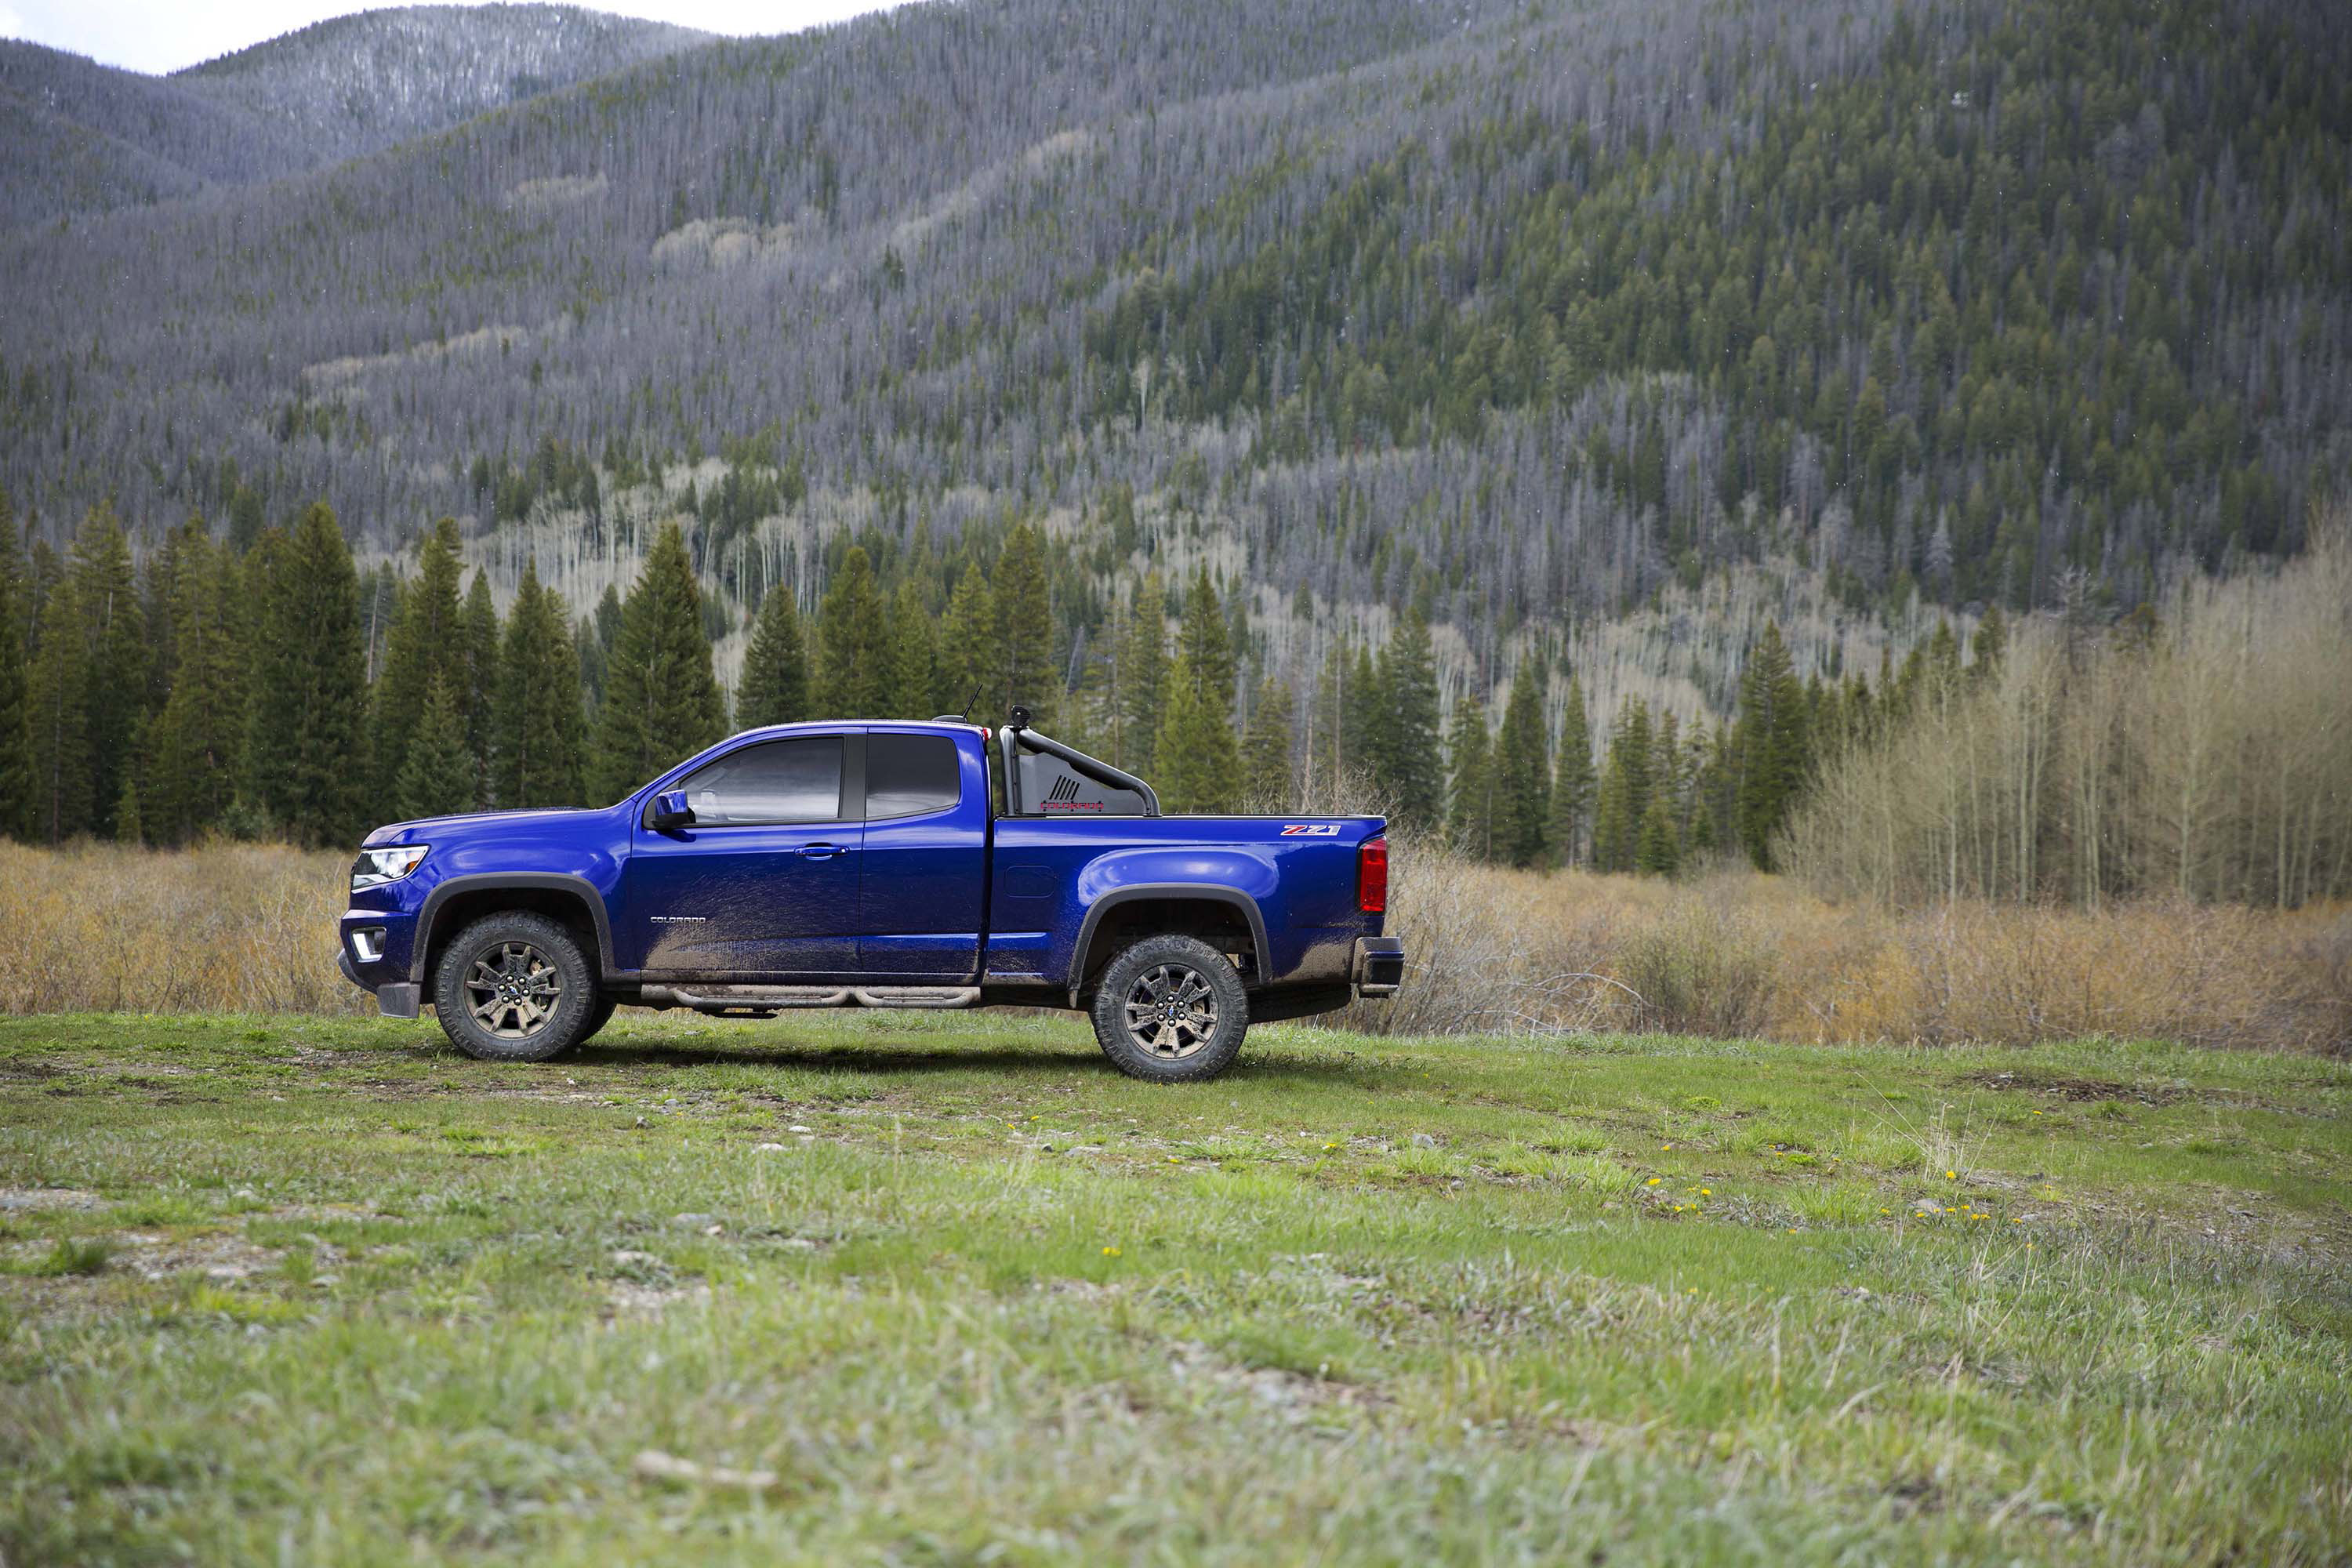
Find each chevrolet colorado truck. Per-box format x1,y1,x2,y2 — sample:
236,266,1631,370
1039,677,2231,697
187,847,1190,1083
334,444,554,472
337,714,1403,1081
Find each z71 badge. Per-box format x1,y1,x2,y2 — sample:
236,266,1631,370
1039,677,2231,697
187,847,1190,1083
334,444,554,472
1279,823,1343,836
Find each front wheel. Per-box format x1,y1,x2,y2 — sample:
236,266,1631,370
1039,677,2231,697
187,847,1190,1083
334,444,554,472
1090,935,1250,1083
431,912,597,1062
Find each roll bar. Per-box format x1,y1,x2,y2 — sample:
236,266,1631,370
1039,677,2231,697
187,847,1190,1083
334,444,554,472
996,705,1161,815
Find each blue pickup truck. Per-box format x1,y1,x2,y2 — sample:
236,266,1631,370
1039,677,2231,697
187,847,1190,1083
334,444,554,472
337,715,1403,1081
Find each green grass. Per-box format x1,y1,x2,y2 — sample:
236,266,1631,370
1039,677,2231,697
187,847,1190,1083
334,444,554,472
2,1011,2348,1565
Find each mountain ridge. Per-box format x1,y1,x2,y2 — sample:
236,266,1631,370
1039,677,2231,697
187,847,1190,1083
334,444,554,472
0,5,710,226
0,0,2346,731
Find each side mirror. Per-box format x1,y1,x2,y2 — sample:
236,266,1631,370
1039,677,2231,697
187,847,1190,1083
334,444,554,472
649,789,695,832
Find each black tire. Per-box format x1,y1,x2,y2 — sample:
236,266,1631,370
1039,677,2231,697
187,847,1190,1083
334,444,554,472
1089,935,1250,1083
430,912,597,1063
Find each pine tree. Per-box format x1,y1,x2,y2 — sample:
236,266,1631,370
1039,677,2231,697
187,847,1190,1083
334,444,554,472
1340,642,1378,785
1240,674,1295,808
245,503,369,847
815,544,890,717
1733,622,1809,871
1176,567,1236,726
884,579,937,717
373,518,466,797
492,561,586,808
590,521,728,801
1305,642,1345,797
67,504,143,839
1650,710,1683,841
461,569,500,805
579,583,622,712
146,521,246,843
1590,699,1654,873
396,672,477,821
1493,662,1552,867
1446,693,1494,860
0,493,31,839
1152,652,1242,813
1153,577,1243,811
1113,575,1167,775
139,523,181,715
114,723,144,847
1924,619,1962,692
736,579,811,728
1547,676,1594,866
938,562,995,720
1374,608,1444,829
1970,604,2008,681
24,557,89,842
1635,790,1681,877
993,522,1057,727
1692,720,1736,858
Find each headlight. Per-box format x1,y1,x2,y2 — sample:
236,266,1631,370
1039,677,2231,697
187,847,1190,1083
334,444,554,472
350,844,429,891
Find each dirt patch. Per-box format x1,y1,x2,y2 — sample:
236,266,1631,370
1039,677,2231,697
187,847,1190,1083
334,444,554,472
1163,1340,1392,1419
1963,1071,2189,1105
0,1186,108,1212
605,1279,714,1318
117,1232,284,1282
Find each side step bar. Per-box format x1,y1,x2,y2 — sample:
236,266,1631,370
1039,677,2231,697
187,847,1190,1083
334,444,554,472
637,984,980,1014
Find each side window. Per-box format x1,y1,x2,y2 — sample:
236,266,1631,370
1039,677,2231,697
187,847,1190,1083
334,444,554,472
865,734,960,818
675,737,844,826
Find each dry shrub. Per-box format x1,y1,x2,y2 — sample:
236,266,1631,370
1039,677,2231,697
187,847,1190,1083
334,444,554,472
0,840,2342,1051
1327,841,1674,1036
0,840,362,1015
2288,909,2352,1054
1613,896,1776,1038
1882,901,2286,1048
1323,835,2347,1051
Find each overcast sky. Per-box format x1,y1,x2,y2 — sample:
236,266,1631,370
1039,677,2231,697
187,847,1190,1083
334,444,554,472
0,0,905,74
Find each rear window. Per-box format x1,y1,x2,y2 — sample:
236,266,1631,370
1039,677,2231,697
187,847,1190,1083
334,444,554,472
865,734,960,818
677,736,844,825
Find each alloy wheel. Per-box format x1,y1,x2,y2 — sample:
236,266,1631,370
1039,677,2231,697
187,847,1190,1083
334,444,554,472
1122,962,1218,1059
464,940,564,1040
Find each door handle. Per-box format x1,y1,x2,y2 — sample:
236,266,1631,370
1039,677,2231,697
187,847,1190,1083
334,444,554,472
797,843,851,859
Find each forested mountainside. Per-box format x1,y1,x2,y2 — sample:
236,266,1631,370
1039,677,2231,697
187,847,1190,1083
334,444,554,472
1,0,2347,732
172,5,712,169
0,7,706,227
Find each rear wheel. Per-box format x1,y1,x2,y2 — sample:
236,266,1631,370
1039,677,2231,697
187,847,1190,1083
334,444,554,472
1090,935,1249,1083
431,912,597,1062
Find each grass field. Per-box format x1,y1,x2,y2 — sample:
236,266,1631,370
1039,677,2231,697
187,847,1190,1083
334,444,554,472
2,1012,2349,1565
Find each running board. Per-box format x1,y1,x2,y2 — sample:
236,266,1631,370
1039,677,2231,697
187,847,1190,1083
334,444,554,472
851,987,979,1009
638,984,978,1013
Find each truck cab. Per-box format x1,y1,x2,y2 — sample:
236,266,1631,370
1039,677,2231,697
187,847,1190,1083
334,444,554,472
338,718,1403,1082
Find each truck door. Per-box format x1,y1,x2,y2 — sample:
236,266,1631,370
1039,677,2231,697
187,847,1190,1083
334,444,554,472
619,732,862,978
855,728,986,980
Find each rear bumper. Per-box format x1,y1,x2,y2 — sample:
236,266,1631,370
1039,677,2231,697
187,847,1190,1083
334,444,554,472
336,946,420,1020
1352,935,1404,998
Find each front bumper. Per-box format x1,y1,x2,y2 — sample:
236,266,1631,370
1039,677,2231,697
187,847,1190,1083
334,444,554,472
336,941,421,1019
1352,935,1404,998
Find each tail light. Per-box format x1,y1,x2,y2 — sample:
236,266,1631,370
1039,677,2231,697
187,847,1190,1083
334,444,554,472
1357,835,1388,914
